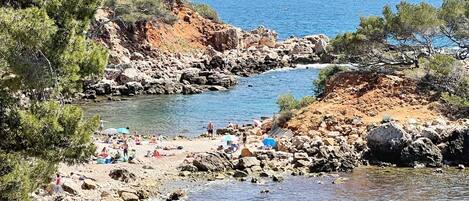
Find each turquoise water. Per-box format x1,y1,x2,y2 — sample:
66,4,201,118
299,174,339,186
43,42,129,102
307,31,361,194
83,65,323,136
193,0,442,39
188,167,469,200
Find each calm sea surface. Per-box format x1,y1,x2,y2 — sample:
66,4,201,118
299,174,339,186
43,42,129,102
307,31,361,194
193,0,442,39
83,65,323,136
186,167,469,201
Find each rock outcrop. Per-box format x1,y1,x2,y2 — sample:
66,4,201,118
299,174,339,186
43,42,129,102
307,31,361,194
84,4,329,100
400,137,442,167
366,123,412,162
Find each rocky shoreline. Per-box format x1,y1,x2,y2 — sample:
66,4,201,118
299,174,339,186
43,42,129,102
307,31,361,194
80,5,331,101
34,116,468,201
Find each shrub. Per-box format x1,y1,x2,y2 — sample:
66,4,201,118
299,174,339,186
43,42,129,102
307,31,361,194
441,92,469,108
420,54,458,76
277,94,316,112
105,0,178,25
381,115,394,123
189,3,221,23
274,110,294,127
298,96,316,108
314,65,349,96
277,94,298,112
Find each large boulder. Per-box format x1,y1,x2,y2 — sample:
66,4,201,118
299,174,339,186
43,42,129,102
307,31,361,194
400,137,442,167
62,179,81,195
304,34,329,54
109,169,136,183
120,192,139,201
366,123,412,162
81,179,97,190
116,67,149,85
192,152,234,171
91,79,116,95
441,128,469,165
238,157,260,169
208,28,242,52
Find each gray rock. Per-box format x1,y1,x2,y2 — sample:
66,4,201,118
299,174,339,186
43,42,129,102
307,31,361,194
109,169,136,183
168,189,186,200
366,123,412,162
62,179,81,195
400,137,442,167
238,157,260,169
441,128,469,165
81,179,96,190
192,152,234,171
120,192,139,201
233,170,249,178
421,127,441,144
272,174,284,182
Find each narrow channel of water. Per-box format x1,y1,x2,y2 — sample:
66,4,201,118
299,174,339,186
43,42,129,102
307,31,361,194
83,64,326,136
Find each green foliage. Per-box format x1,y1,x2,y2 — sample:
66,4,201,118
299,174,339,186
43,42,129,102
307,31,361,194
420,54,457,76
331,0,469,66
189,2,220,22
0,1,105,199
104,0,178,25
441,92,469,108
277,93,316,112
439,0,469,58
314,65,349,96
0,1,109,97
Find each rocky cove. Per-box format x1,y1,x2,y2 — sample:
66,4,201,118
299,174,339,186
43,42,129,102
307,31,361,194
80,4,330,100
43,0,469,200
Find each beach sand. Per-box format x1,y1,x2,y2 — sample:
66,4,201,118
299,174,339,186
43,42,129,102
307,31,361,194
56,137,221,200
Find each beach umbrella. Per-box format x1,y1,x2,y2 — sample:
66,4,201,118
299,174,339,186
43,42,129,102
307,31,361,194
117,127,130,134
221,135,238,146
102,128,118,136
263,137,277,148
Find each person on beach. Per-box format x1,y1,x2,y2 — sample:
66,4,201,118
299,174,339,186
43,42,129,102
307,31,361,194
207,121,214,136
135,135,141,145
54,174,63,194
122,141,129,158
98,147,109,158
152,150,161,158
149,135,158,144
242,132,247,145
99,119,106,131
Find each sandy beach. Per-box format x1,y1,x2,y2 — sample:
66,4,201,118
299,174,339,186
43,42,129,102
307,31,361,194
52,137,221,200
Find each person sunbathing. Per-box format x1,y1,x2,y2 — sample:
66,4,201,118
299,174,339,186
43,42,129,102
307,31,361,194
98,147,109,158
135,135,141,145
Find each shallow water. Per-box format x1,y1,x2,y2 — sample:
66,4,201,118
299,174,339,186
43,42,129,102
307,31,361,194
193,0,442,39
83,65,324,136
187,167,469,201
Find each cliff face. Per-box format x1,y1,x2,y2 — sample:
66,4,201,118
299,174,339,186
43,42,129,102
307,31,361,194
83,3,329,99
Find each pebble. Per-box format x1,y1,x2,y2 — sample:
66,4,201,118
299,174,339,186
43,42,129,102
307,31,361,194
434,168,444,173
458,164,465,170
260,189,270,194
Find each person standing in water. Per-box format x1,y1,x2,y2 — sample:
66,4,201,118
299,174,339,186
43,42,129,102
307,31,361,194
207,121,214,137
